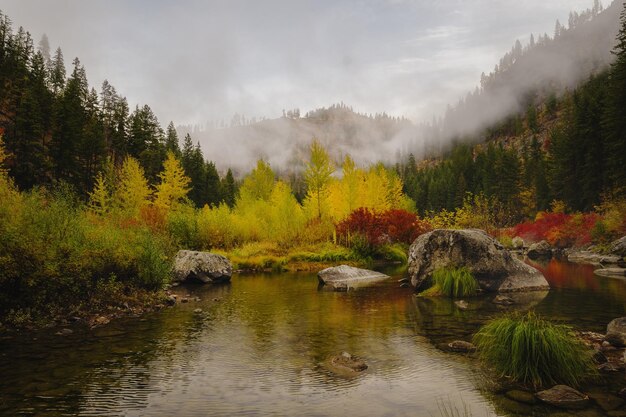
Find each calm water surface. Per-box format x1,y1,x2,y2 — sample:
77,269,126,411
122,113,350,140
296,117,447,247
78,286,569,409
0,259,625,416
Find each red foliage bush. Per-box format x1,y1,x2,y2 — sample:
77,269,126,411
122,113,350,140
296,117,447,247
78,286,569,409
336,208,432,247
511,212,601,248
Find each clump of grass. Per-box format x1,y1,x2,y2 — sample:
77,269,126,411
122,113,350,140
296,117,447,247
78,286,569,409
473,312,596,389
422,267,478,298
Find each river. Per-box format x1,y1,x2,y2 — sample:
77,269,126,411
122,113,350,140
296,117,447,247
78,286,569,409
0,259,624,416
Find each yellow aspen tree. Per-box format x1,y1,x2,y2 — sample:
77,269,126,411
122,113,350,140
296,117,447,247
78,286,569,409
237,159,275,204
304,139,334,219
268,180,305,244
116,156,152,217
88,172,111,215
154,151,191,211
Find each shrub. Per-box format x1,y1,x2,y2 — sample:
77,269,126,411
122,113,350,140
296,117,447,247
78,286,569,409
473,312,596,388
336,207,431,248
511,212,601,248
0,186,172,323
424,267,478,298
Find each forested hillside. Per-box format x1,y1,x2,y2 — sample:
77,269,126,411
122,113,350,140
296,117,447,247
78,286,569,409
0,12,234,208
399,1,626,220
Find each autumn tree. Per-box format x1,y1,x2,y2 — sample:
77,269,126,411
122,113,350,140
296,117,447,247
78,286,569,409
304,139,334,219
115,156,151,216
154,151,191,211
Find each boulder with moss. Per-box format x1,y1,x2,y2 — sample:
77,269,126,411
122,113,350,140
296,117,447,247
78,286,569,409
408,229,549,293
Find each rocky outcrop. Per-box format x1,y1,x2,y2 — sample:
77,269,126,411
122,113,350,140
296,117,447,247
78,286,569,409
408,229,549,293
527,241,553,259
536,385,590,409
610,236,626,258
172,250,232,284
318,265,389,291
606,317,626,347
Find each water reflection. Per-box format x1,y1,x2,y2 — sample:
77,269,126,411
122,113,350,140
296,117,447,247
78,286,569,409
0,259,624,416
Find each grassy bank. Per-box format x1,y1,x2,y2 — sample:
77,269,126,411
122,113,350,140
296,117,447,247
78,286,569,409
213,241,408,272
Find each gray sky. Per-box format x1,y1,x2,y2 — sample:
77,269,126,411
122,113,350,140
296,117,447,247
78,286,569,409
1,0,595,126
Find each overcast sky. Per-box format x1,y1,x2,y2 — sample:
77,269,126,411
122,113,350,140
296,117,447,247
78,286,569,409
1,0,596,126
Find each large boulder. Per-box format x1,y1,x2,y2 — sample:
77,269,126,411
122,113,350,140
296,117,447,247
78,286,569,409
172,250,232,284
606,317,626,347
527,240,553,259
408,229,549,293
318,265,389,291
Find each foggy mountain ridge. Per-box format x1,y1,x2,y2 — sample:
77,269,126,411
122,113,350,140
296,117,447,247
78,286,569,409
180,0,623,172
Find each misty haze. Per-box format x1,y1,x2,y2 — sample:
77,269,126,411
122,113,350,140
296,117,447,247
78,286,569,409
0,1,625,416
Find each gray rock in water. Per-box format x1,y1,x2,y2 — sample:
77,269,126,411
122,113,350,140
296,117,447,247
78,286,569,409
55,328,73,336
407,229,549,293
606,317,626,347
527,240,553,259
568,251,621,266
172,250,232,284
446,340,476,353
318,265,389,291
454,300,469,310
594,268,626,278
536,385,590,409
610,236,626,258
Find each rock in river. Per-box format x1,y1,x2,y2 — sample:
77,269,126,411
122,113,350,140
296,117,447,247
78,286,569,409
606,317,626,347
527,240,553,259
535,385,590,409
594,268,626,278
408,229,549,293
318,265,389,291
330,352,368,373
173,250,232,284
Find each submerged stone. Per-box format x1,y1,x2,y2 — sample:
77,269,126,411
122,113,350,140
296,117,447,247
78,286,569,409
329,352,368,373
588,392,624,412
505,390,537,405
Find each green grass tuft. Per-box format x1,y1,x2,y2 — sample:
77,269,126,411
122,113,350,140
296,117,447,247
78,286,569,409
473,312,597,389
424,267,478,298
